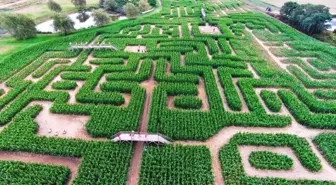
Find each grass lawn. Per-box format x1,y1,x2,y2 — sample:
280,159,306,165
0,34,58,60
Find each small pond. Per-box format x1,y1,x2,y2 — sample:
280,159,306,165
36,12,128,33
326,18,336,32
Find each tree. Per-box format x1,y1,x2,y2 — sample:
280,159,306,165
77,11,90,22
299,4,331,34
123,3,139,18
104,0,117,11
139,0,151,12
280,2,300,22
92,10,111,26
280,2,331,35
99,0,105,8
148,0,156,7
0,13,36,40
53,13,75,35
71,0,86,9
47,0,62,12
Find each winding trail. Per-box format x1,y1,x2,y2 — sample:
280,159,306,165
126,61,157,185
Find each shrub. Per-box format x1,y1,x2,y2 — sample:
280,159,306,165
174,96,203,109
249,151,294,170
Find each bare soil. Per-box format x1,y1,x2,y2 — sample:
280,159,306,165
248,63,260,79
124,46,147,53
178,25,182,38
149,25,155,35
198,78,209,111
177,7,181,17
184,7,188,15
28,101,91,140
199,25,221,34
127,61,156,185
232,78,249,112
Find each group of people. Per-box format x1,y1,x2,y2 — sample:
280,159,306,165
137,46,147,53
48,129,67,136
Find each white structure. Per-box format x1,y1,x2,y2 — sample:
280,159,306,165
69,43,119,51
111,132,172,144
201,8,206,21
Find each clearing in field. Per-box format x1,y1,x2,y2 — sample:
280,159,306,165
1,0,336,184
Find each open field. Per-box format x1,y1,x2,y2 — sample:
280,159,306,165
2,0,336,184
0,0,99,23
262,0,336,14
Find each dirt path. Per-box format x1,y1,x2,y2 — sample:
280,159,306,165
0,151,80,185
199,78,210,111
178,25,182,38
247,63,260,79
227,40,236,55
247,28,335,83
127,61,157,185
149,25,155,35
177,7,181,17
213,69,231,112
181,55,185,66
246,28,288,72
205,44,213,60
215,40,223,54
232,78,249,112
175,122,336,184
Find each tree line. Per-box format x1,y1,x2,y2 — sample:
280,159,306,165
280,2,332,35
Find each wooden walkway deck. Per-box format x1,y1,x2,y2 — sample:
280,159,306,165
69,44,119,51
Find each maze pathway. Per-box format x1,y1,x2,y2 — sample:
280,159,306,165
1,0,336,184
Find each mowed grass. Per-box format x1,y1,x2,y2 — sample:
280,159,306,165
0,34,58,61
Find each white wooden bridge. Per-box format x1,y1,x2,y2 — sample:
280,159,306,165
69,43,119,51
111,132,172,144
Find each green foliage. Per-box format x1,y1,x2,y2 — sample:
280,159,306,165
0,13,36,40
0,161,69,185
124,3,140,18
148,0,156,7
260,90,282,112
280,2,332,34
71,0,87,8
174,96,203,109
139,0,152,12
104,0,118,11
220,133,324,184
52,13,75,35
92,10,111,26
314,133,336,168
47,0,62,12
52,81,77,90
249,151,293,170
139,145,214,185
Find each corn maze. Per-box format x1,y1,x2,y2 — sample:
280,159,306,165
1,0,336,184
